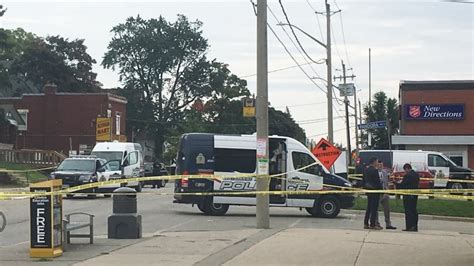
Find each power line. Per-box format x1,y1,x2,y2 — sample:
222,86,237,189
240,61,314,78
305,0,325,43
267,5,324,80
278,0,324,66
265,14,327,94
334,0,352,68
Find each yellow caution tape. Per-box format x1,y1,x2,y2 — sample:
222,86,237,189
0,166,57,173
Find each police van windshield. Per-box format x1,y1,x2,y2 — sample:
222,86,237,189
57,159,95,172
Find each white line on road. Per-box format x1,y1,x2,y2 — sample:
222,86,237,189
289,218,303,228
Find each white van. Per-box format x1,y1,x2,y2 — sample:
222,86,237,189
174,133,354,218
356,150,473,189
91,142,145,192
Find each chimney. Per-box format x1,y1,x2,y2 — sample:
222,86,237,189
43,83,58,95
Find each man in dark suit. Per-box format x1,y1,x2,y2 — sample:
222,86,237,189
363,157,383,230
396,163,420,232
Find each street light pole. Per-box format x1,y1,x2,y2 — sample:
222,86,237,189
256,0,270,229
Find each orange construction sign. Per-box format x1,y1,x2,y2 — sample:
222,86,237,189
311,138,342,170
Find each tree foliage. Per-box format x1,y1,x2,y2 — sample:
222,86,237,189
0,28,101,95
104,15,307,160
362,91,399,149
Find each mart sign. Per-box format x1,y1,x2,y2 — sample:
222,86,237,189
96,117,111,141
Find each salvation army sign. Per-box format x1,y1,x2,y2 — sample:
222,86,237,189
404,104,464,120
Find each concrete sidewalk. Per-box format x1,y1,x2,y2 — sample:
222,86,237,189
76,228,474,266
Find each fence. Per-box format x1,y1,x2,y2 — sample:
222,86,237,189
0,149,66,166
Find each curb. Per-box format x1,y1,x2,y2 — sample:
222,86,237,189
342,209,474,223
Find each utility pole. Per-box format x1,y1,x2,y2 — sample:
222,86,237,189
326,0,333,143
353,82,359,150
256,0,269,229
334,60,355,166
368,48,372,107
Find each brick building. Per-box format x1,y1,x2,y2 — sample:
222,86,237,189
0,84,127,155
392,80,474,169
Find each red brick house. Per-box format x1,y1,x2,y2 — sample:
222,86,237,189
0,84,127,155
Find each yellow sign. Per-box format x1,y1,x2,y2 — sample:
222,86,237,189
243,98,256,117
112,134,127,142
96,117,111,141
243,106,256,117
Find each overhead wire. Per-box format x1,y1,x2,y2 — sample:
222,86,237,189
240,61,314,78
278,0,325,66
267,5,325,80
305,0,325,43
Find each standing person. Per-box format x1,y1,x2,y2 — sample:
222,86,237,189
378,160,396,230
363,157,383,230
396,163,420,232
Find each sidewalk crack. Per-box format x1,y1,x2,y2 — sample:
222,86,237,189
354,231,369,266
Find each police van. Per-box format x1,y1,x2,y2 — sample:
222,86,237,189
174,133,354,218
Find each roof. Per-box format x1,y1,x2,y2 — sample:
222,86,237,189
400,80,474,91
392,135,474,145
0,104,25,127
0,92,127,104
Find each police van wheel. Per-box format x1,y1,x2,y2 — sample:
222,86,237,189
317,196,340,218
202,197,229,216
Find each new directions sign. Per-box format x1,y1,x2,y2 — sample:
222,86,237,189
404,104,464,120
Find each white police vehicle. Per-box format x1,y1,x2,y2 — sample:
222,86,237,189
174,133,354,218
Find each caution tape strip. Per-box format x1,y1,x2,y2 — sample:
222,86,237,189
347,174,474,184
1,173,473,201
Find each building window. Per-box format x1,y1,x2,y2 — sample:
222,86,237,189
449,156,463,167
115,113,121,135
17,109,28,131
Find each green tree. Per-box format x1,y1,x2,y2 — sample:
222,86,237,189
0,28,101,95
0,5,6,17
103,15,247,158
362,91,399,149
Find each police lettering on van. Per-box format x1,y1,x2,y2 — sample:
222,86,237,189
174,133,354,218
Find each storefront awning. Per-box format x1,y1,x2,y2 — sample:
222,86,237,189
392,135,474,145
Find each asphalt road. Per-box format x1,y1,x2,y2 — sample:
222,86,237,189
1,184,473,249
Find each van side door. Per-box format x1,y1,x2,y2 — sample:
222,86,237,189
286,151,324,207
427,153,449,187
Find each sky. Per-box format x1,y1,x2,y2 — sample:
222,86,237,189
1,0,473,146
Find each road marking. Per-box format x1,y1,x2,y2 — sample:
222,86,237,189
0,240,28,249
289,218,303,228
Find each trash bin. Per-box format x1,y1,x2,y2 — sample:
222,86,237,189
108,187,142,239
112,187,137,214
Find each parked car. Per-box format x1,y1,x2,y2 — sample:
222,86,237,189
51,156,114,198
143,162,168,188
